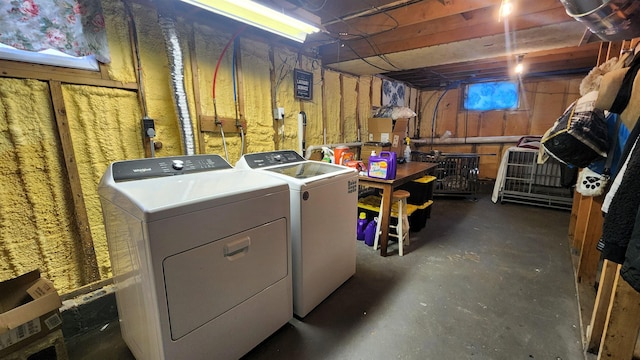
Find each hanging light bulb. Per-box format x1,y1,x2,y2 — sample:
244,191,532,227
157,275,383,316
499,0,514,21
514,54,525,75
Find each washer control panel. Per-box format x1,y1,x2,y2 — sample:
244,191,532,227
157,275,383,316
111,155,232,182
240,150,305,168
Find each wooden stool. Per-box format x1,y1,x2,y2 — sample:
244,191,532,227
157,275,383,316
374,190,411,256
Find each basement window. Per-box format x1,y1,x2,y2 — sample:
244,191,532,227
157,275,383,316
464,81,518,111
0,43,99,71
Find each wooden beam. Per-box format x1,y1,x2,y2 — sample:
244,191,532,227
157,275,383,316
598,276,640,359
1,60,137,90
269,47,279,149
572,193,590,250
48,81,100,284
587,260,621,353
340,73,345,143
199,115,246,133
577,195,604,286
325,0,501,33
189,28,206,154
321,1,569,63
568,189,580,243
235,37,247,151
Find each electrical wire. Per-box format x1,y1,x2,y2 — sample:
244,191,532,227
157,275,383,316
212,27,245,162
297,0,328,12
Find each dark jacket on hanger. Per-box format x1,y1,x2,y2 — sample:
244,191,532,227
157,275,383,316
621,206,640,293
600,118,640,264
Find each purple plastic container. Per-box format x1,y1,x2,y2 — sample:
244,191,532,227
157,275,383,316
368,151,397,180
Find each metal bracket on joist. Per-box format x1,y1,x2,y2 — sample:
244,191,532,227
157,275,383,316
199,115,247,133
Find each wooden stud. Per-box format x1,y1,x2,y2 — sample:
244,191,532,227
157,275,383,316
125,5,151,158
606,41,624,63
322,67,327,144
598,276,640,359
48,81,100,284
268,47,280,148
235,36,247,151
587,260,621,353
577,195,604,286
340,73,345,143
189,28,206,154
568,189,581,242
596,42,610,66
573,193,590,251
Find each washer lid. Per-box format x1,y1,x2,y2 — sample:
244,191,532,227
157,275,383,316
264,161,350,179
98,168,289,221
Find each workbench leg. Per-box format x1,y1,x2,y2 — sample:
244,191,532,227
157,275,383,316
379,186,392,257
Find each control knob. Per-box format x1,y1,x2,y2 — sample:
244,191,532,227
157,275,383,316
172,160,184,170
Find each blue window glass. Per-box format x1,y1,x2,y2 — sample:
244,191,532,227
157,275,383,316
464,81,518,111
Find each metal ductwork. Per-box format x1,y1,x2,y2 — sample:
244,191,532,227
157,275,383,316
561,0,640,41
159,15,196,156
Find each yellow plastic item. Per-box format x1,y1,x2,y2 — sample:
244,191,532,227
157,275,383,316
413,175,437,184
357,195,419,217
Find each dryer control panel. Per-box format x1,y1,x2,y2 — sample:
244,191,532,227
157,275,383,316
239,150,305,168
111,155,232,182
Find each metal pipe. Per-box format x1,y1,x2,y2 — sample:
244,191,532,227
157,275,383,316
219,124,229,161
305,142,363,159
159,15,195,155
413,135,535,145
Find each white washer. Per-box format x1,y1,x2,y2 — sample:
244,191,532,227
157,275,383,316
236,150,358,317
98,154,292,360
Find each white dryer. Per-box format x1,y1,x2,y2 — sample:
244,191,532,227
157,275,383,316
236,150,358,317
98,155,292,360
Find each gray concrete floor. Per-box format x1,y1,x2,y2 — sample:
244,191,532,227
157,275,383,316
66,190,585,360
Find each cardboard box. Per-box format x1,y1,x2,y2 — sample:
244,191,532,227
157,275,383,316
0,270,63,357
366,118,409,158
361,142,391,167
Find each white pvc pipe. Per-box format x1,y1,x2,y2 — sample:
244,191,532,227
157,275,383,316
298,112,305,156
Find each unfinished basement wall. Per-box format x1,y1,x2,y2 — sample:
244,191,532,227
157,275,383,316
0,0,410,293
416,77,582,179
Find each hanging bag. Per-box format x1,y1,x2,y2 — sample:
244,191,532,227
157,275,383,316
541,91,609,168
576,116,622,196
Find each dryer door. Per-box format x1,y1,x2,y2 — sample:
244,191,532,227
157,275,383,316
162,218,288,340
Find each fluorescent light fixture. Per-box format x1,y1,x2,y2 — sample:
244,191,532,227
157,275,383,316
180,0,320,43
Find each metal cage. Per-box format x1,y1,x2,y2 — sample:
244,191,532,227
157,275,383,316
412,151,479,198
497,149,573,210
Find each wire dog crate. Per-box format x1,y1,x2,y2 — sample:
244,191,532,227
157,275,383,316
411,151,479,198
496,148,573,210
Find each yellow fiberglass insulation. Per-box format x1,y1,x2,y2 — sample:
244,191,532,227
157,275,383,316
62,84,145,279
0,78,84,292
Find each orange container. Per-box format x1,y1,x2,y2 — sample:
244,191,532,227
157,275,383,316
334,146,351,165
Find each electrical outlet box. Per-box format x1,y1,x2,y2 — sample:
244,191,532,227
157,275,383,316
273,108,285,120
142,117,155,138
